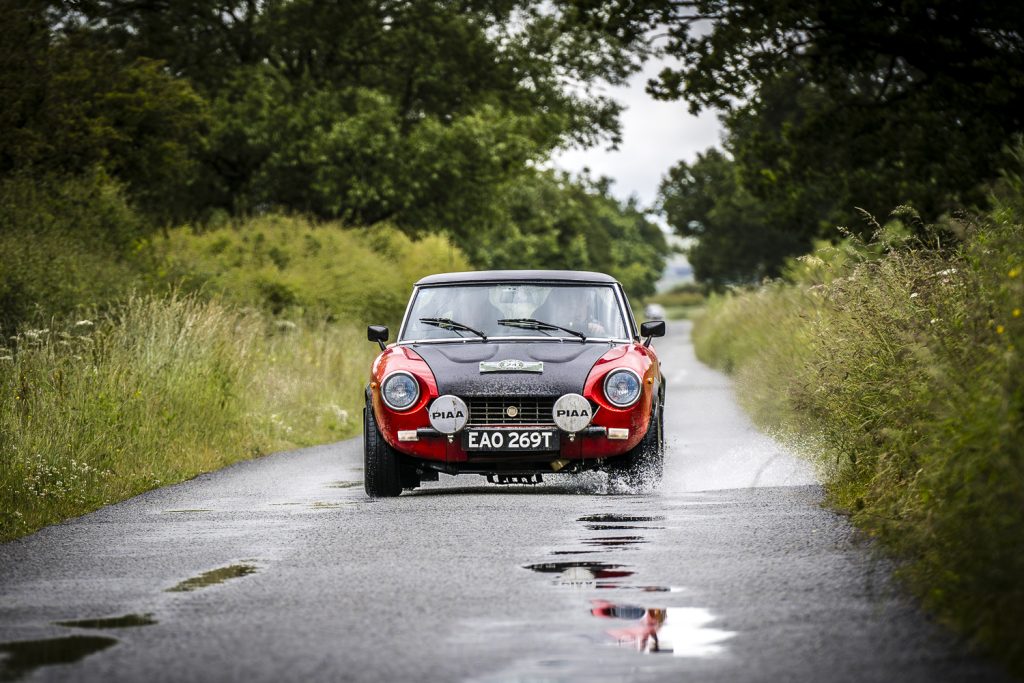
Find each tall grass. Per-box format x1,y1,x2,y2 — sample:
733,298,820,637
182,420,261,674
693,214,1023,672
0,213,471,541
0,295,375,541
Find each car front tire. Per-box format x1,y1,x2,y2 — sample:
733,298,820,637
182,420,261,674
609,403,664,487
364,405,403,497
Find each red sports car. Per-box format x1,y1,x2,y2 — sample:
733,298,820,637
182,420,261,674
363,270,666,496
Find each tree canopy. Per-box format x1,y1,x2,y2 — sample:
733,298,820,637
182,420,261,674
46,0,645,229
659,149,800,286
574,0,1024,283
1,0,668,300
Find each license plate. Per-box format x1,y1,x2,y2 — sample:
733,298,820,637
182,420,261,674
462,429,559,452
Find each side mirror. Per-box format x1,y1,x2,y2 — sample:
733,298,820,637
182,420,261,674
368,325,389,350
640,320,665,347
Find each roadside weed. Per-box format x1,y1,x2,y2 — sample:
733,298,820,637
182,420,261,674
693,216,1023,672
0,295,375,540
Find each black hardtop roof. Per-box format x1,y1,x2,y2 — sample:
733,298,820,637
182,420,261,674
414,270,620,286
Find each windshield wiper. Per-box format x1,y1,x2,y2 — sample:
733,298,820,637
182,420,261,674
498,318,587,342
419,317,487,340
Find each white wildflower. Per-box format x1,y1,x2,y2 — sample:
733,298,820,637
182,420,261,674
327,404,349,422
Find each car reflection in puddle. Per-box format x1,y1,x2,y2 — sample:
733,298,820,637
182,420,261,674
590,601,734,656
522,509,736,661
596,583,676,592
523,561,634,587
524,561,679,593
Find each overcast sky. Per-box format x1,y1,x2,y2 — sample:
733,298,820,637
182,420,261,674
552,59,723,213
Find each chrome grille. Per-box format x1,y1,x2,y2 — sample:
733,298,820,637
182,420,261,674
466,397,556,426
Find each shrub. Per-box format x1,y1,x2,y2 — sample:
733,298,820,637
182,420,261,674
157,215,469,327
0,170,150,331
693,215,1024,673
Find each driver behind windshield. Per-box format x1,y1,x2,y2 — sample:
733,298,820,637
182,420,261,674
530,287,608,336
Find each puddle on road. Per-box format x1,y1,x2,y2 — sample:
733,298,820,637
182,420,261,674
0,635,117,682
590,601,734,656
581,536,648,548
577,514,665,524
307,499,356,509
524,561,634,587
550,550,598,556
524,561,634,578
523,560,679,593
166,564,258,593
325,481,361,489
54,614,156,629
513,509,734,665
595,584,678,593
164,509,213,514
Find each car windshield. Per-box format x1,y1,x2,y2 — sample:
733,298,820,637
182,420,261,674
401,284,629,341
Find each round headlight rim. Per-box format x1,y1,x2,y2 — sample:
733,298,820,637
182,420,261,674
602,368,643,408
380,370,421,412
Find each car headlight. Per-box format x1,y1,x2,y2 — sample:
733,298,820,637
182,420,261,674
603,369,641,408
381,371,420,411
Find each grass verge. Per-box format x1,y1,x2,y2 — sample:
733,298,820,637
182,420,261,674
0,295,375,541
0,214,471,541
692,214,1023,673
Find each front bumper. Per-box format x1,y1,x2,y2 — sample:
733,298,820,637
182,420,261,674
378,407,650,468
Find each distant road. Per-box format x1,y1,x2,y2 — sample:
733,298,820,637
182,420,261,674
0,321,1011,682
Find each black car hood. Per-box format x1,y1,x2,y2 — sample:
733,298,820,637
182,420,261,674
409,342,615,397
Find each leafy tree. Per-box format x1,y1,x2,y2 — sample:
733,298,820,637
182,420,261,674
0,0,207,222
477,170,667,297
577,0,1024,281
57,0,648,232
659,149,802,285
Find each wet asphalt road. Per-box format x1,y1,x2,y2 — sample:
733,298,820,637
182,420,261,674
0,321,1014,682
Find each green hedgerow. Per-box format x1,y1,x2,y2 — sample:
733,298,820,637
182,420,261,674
693,212,1023,673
